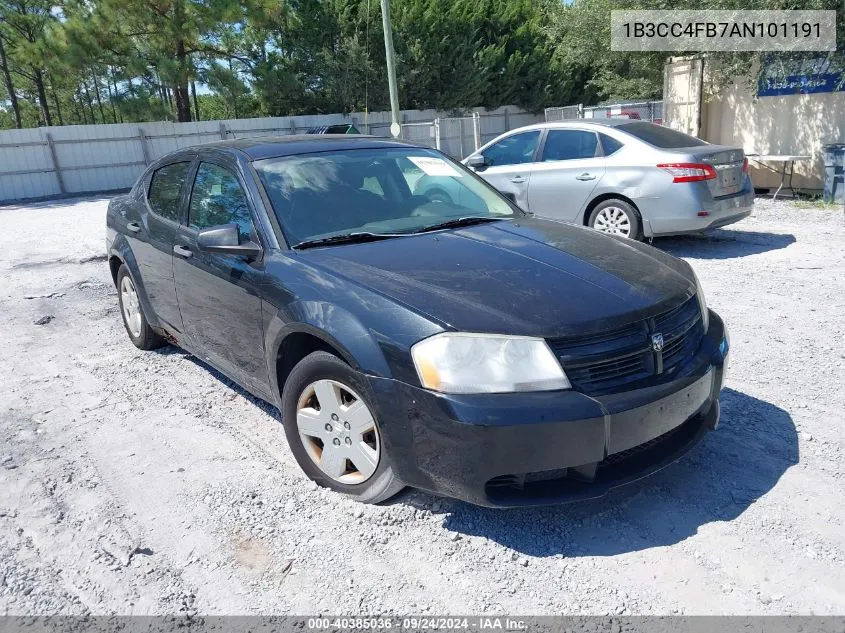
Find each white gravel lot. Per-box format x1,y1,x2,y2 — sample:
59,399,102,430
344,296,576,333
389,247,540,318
0,196,843,616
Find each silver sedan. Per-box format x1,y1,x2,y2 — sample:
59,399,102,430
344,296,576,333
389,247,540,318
449,120,753,240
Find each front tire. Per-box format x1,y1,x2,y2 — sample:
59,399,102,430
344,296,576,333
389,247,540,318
116,264,165,350
588,199,642,240
281,351,405,504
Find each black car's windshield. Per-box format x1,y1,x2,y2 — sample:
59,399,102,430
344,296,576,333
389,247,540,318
253,147,519,247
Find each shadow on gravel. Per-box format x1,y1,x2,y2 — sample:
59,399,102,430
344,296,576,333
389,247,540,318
153,345,281,420
432,388,798,558
657,229,795,259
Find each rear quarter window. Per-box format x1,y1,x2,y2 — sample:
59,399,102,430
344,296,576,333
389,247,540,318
619,122,708,148
147,162,191,221
599,134,624,156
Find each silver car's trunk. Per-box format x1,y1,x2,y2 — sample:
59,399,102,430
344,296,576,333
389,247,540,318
666,145,746,198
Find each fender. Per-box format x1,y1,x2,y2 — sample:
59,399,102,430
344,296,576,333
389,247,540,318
264,300,391,400
107,235,165,332
263,298,444,407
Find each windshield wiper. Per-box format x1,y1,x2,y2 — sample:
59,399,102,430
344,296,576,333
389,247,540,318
411,216,505,234
293,232,404,250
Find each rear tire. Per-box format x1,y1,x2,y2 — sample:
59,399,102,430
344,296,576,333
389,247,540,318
281,351,405,504
116,264,166,351
588,199,642,240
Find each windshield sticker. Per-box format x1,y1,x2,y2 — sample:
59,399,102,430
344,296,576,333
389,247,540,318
408,156,463,177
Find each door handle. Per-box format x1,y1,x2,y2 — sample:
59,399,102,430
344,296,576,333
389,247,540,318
126,222,141,233
510,176,526,184
173,244,193,258
576,173,596,181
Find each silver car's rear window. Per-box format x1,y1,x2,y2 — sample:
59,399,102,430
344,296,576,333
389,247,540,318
619,122,708,149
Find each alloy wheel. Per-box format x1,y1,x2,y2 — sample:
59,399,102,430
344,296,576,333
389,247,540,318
593,206,632,237
296,379,380,484
120,275,143,338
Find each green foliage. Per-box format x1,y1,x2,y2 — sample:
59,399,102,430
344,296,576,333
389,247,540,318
546,0,845,103
0,0,577,128
1,0,841,129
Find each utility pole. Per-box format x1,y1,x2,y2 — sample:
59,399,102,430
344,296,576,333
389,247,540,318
380,0,401,138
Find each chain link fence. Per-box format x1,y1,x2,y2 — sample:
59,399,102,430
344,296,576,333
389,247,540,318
544,105,583,122
399,108,546,161
545,101,664,125
399,121,438,149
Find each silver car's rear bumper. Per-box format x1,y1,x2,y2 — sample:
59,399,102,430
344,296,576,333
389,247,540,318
641,182,754,237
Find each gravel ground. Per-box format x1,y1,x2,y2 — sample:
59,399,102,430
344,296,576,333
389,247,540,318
0,196,843,616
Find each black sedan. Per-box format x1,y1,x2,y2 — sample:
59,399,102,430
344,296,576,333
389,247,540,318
105,135,729,507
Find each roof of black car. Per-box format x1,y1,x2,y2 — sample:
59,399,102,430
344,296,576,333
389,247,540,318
198,134,417,161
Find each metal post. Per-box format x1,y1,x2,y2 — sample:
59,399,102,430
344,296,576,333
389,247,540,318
433,119,441,150
138,128,152,165
503,108,510,131
45,133,66,195
290,119,296,135
472,111,481,150
380,0,401,138
219,123,228,139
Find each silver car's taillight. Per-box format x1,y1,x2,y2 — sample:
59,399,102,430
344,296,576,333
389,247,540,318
657,163,717,183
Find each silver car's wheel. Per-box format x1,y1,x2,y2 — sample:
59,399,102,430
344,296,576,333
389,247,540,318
592,206,632,237
120,274,143,338
296,379,380,484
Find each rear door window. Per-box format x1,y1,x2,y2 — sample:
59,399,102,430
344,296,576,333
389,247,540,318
147,162,191,221
541,130,600,161
619,122,708,148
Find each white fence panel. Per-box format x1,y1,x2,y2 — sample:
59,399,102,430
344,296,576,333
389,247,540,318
437,117,475,158
0,105,545,203
478,107,515,146
65,164,143,194
507,111,544,130
0,128,58,200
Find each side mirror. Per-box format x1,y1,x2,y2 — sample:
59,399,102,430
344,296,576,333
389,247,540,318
197,223,262,260
466,154,488,171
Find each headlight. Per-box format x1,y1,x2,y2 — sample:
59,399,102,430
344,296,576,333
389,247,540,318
692,270,710,333
411,333,571,394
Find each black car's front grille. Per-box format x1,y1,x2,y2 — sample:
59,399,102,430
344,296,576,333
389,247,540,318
548,295,704,395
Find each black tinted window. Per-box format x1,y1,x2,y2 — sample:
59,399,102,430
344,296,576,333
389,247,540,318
188,163,254,240
619,122,708,148
541,130,600,161
600,134,624,156
482,131,540,166
147,162,190,221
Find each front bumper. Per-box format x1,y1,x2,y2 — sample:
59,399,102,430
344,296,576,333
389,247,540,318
369,311,729,507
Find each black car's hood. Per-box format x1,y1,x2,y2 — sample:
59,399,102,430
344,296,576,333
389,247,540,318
301,218,695,338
